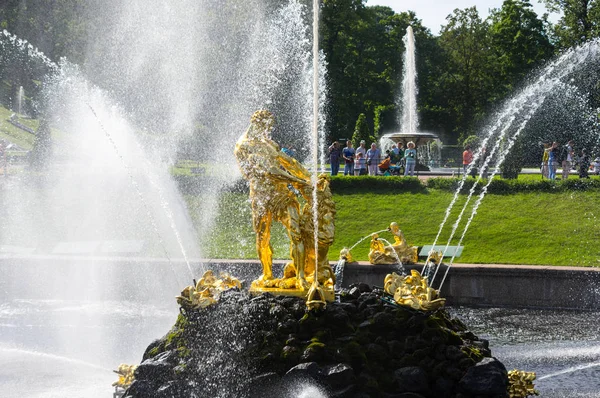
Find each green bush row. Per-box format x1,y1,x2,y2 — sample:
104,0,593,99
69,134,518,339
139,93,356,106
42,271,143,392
173,174,600,196
329,175,427,194
426,176,600,194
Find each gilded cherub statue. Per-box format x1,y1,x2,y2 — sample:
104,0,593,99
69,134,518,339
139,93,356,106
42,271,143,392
388,222,419,264
368,222,418,265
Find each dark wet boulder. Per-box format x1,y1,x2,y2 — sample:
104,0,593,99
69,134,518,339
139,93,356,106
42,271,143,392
394,366,431,396
284,361,322,381
458,357,508,396
134,351,176,383
323,363,354,388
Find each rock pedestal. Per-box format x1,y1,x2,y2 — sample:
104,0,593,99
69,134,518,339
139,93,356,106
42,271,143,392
125,284,508,398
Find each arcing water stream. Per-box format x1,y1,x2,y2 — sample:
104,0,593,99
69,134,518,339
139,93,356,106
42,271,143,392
430,39,600,290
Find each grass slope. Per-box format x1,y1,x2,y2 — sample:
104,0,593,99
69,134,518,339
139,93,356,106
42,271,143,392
194,190,600,267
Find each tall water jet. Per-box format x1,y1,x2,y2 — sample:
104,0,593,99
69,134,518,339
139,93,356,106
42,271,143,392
399,26,418,134
17,85,24,115
382,26,440,164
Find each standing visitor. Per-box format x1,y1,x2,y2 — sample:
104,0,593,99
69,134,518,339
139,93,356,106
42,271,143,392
541,143,550,179
328,141,341,176
354,152,366,176
342,140,355,176
578,149,590,179
462,145,473,175
404,141,417,176
390,144,400,165
356,140,367,160
366,142,381,176
397,142,405,170
561,140,574,180
548,142,559,180
593,157,600,175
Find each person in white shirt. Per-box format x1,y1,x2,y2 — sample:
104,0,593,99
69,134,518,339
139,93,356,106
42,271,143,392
562,140,574,180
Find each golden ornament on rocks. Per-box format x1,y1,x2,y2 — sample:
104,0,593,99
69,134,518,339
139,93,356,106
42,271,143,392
384,270,445,311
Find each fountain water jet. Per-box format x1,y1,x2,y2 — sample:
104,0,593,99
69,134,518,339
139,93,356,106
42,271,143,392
381,26,441,166
399,26,418,135
429,39,600,290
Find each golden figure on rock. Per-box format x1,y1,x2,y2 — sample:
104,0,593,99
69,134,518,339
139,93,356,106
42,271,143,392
234,110,335,302
507,370,538,398
368,233,396,264
176,270,242,310
384,270,445,311
112,364,137,390
300,173,336,288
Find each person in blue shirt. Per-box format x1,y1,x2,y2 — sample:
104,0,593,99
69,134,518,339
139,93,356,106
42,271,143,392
404,141,417,176
342,140,355,175
548,141,559,180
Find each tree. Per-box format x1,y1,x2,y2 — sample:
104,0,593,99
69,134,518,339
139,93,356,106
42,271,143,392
352,113,372,148
542,0,600,48
321,0,368,141
321,2,434,142
373,104,398,137
501,135,525,179
438,7,495,142
489,0,554,96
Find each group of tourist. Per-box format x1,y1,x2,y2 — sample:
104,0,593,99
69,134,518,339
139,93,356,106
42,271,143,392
541,140,600,179
328,140,418,177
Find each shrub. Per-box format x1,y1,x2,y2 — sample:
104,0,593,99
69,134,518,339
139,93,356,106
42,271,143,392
501,136,524,179
330,175,427,194
426,176,600,194
352,113,372,148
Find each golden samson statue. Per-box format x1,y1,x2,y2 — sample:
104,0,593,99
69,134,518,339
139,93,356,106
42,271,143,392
234,110,335,302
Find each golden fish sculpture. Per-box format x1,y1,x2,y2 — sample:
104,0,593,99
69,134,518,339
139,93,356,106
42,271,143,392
384,270,446,311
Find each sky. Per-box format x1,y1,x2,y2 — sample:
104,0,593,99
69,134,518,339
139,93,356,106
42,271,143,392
366,0,561,34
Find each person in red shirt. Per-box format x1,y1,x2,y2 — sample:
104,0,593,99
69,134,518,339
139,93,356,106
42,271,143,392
462,145,473,175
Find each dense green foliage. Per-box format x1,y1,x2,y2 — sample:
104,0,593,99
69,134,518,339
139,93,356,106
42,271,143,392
543,0,600,48
2,0,599,147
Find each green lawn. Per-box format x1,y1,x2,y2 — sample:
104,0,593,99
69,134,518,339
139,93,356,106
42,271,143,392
0,105,64,150
192,190,600,267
